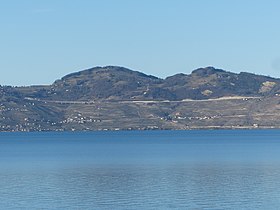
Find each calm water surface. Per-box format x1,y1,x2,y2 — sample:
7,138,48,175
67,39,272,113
1,130,280,209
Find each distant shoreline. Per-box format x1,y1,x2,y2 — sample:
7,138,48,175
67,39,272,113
2,66,280,132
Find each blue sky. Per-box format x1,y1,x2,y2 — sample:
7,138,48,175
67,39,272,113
1,0,280,86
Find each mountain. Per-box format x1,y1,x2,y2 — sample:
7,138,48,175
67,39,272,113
16,66,280,101
2,66,280,131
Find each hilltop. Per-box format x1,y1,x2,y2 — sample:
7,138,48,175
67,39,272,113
1,66,280,131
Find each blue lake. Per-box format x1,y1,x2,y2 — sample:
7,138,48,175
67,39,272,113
1,130,280,209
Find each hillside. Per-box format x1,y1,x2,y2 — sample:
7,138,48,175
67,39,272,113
1,66,280,131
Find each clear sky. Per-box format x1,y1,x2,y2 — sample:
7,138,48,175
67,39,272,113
1,0,280,86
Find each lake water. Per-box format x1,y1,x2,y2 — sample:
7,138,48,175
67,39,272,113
1,130,280,209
